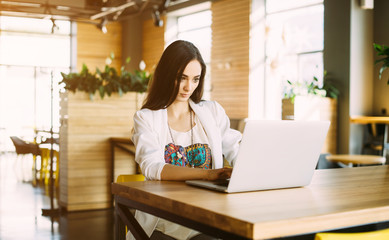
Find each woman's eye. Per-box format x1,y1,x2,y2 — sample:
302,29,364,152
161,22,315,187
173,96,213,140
193,78,200,83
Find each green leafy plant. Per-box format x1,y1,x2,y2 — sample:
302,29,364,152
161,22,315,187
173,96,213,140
284,71,340,103
374,43,389,84
60,53,150,100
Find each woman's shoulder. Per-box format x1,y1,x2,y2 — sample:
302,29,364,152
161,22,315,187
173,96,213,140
134,108,166,120
193,100,225,113
194,100,222,109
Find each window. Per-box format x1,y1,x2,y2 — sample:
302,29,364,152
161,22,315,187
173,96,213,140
177,10,212,64
0,16,71,150
167,7,212,100
264,0,324,119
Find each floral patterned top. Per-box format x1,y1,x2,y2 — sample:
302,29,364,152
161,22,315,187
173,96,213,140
164,115,212,169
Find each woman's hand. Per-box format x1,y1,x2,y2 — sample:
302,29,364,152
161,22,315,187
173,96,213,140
161,164,232,181
206,167,232,181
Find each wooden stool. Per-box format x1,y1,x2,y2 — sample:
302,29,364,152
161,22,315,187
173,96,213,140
40,148,59,186
326,154,385,167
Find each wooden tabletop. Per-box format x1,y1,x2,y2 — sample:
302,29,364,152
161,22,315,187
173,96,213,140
109,137,133,144
326,154,386,165
109,137,136,152
350,116,389,124
112,166,389,239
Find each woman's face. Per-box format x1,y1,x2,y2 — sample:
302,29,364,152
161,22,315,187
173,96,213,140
174,60,201,103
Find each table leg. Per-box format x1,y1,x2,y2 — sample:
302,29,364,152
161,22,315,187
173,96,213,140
114,202,126,240
383,124,388,163
115,196,150,240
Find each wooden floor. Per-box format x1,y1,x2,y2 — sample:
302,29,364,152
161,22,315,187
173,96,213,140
0,152,114,240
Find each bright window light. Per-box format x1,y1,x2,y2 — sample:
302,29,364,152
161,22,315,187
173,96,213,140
0,16,70,146
264,1,324,119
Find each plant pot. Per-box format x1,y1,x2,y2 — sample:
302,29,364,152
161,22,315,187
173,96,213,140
282,96,337,154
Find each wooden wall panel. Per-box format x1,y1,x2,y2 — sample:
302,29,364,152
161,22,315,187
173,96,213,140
77,22,122,71
211,0,250,119
142,17,165,73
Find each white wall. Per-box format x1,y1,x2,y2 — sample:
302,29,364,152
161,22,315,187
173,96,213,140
324,0,351,154
324,0,386,154
349,0,374,154
373,0,389,115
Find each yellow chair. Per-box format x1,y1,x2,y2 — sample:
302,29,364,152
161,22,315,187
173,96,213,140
116,174,145,235
315,228,389,240
116,174,145,183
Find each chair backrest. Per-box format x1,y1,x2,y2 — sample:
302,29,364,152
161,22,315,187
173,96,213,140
230,118,247,133
116,174,145,183
315,228,389,240
10,136,40,155
366,123,386,137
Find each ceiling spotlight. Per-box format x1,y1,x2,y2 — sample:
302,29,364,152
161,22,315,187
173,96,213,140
151,6,163,27
151,0,171,27
159,0,170,13
113,10,124,21
97,18,108,34
101,25,107,34
51,18,59,34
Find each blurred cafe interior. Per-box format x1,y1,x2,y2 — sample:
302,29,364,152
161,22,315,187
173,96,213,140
0,0,388,239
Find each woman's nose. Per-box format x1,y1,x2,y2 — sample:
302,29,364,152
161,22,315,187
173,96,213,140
183,80,191,91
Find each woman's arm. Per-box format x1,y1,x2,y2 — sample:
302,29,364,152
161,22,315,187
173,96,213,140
161,164,232,181
211,101,242,167
132,110,167,180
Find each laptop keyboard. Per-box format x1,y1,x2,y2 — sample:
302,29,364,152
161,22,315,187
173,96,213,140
215,179,230,187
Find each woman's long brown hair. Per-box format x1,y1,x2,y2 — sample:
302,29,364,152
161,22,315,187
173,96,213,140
142,40,206,110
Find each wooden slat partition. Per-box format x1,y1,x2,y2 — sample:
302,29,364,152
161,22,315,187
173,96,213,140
60,92,139,211
211,0,250,119
59,21,142,211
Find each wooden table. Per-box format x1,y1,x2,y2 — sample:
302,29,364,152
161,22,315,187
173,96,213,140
112,165,389,240
350,116,389,158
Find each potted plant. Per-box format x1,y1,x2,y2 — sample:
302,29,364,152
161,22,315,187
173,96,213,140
374,43,389,84
59,53,151,100
283,71,340,103
282,72,339,154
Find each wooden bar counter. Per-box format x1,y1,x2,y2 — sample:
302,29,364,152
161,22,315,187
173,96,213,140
112,166,389,240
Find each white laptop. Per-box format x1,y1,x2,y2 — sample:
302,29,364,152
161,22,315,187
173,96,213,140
185,120,330,193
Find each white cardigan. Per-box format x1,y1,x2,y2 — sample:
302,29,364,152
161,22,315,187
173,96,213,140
128,100,242,239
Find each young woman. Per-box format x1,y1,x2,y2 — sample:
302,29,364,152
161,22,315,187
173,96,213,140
131,40,242,240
